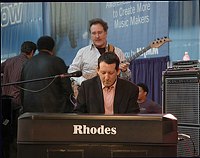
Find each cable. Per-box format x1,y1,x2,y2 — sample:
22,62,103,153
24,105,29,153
178,133,197,157
17,77,57,93
69,93,77,109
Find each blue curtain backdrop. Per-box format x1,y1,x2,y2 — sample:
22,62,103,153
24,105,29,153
169,1,199,61
130,56,170,106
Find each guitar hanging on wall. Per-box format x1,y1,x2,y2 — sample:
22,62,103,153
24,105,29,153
122,36,172,64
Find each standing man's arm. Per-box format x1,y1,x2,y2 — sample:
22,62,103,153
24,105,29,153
115,47,131,80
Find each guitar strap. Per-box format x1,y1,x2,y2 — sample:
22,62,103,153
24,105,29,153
72,44,115,100
107,44,115,53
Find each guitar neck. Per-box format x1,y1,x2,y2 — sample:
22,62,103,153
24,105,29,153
126,45,151,63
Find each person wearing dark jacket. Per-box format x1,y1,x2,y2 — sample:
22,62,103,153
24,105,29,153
75,52,140,114
21,36,74,113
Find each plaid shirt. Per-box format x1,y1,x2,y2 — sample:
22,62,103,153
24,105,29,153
1,53,28,106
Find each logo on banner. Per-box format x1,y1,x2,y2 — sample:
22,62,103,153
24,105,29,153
1,3,23,27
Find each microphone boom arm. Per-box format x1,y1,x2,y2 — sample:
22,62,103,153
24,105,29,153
1,75,59,87
1,71,82,87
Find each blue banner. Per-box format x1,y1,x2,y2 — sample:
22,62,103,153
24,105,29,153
47,2,169,65
1,3,43,61
1,2,169,65
101,1,169,60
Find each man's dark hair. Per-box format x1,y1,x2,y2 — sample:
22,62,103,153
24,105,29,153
89,18,108,33
137,83,149,94
37,36,55,51
21,41,37,54
98,52,119,70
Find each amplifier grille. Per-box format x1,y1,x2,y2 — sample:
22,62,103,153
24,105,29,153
163,71,200,157
164,77,200,125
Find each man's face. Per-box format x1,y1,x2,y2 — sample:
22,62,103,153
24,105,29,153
97,61,120,87
138,86,147,101
90,23,107,48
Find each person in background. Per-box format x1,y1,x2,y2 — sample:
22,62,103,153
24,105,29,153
1,41,37,109
1,41,37,158
21,36,74,113
74,52,140,114
68,18,131,98
137,83,162,114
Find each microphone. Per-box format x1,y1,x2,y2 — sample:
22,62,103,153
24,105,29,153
59,71,82,78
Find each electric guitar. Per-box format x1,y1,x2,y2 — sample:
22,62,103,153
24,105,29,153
71,37,171,99
122,36,172,63
83,37,172,78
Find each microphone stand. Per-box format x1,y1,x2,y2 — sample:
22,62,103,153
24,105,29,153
1,75,60,87
1,74,78,110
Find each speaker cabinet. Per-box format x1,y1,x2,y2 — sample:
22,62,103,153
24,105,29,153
162,69,200,157
177,126,200,157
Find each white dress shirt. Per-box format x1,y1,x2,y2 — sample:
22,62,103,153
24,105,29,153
68,43,131,86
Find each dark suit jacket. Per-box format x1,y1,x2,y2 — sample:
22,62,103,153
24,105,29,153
21,52,74,113
75,76,140,114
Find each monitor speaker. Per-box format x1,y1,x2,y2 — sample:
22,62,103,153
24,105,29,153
162,70,200,157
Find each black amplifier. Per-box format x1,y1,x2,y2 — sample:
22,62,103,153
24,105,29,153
172,60,200,69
